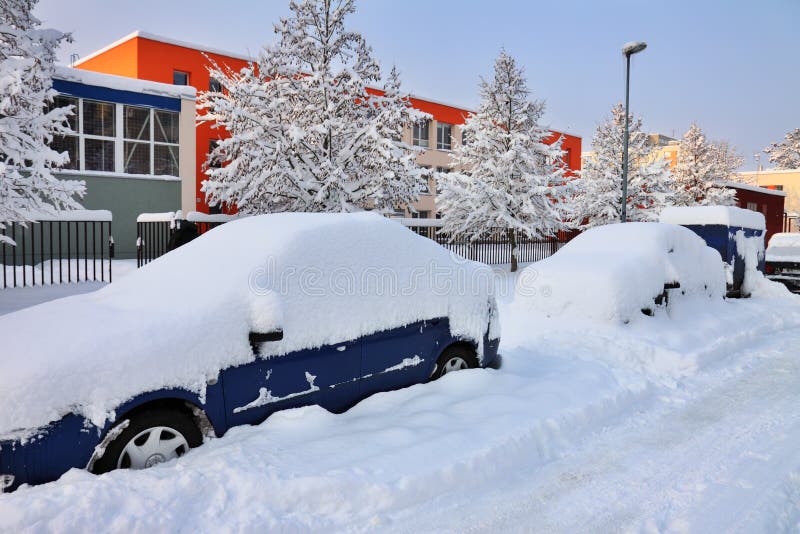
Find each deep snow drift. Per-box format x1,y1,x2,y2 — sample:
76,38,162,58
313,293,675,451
0,213,495,438
2,260,800,532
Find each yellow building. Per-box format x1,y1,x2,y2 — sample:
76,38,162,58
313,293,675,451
737,168,800,229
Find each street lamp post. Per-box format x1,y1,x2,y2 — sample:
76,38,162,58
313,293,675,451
620,41,647,223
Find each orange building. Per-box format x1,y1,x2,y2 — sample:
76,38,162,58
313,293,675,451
76,31,582,217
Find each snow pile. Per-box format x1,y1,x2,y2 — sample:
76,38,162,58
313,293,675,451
659,205,766,231
766,233,800,263
2,266,800,531
0,213,494,437
735,229,766,296
509,223,726,323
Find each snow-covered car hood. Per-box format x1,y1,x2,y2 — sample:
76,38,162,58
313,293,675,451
510,223,726,323
0,213,495,438
766,233,800,263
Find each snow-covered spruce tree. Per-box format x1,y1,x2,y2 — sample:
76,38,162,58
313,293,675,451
577,103,674,227
198,0,429,214
764,128,800,170
673,123,736,206
437,50,572,272
0,0,84,245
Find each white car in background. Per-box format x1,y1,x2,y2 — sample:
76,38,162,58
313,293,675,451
765,232,800,293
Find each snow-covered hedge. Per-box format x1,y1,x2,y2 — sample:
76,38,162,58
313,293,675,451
0,213,497,438
510,223,726,323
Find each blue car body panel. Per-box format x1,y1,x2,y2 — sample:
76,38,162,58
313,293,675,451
0,317,499,492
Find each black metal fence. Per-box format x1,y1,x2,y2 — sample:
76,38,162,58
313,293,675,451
406,224,578,264
136,216,226,267
135,214,578,267
1,219,113,289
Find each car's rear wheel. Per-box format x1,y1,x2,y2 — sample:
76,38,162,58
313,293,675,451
91,408,202,474
431,345,479,380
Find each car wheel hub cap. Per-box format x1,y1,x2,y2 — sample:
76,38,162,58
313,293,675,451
442,357,468,375
118,426,189,470
145,453,167,468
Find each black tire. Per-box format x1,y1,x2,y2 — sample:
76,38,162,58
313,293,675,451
430,344,479,380
91,407,202,474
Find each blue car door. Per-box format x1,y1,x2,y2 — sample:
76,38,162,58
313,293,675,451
222,338,362,428
359,319,442,398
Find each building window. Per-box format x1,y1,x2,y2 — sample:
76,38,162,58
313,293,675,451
84,138,115,172
746,202,758,211
173,71,189,86
413,120,429,147
49,95,79,170
209,77,223,93
154,110,179,176
124,105,151,174
461,128,468,147
48,95,180,177
437,122,452,150
83,100,116,172
83,100,115,137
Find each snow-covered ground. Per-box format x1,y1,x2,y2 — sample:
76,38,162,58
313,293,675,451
2,260,800,532
0,260,137,316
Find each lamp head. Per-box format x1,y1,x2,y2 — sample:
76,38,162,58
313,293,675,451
622,41,647,56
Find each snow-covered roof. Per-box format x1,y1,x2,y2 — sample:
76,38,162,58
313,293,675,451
73,30,254,66
659,206,766,231
723,180,786,197
54,66,196,100
74,32,579,139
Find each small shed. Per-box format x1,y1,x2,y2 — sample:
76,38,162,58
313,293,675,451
723,181,786,244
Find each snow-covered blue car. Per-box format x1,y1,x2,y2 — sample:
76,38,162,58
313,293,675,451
0,213,500,492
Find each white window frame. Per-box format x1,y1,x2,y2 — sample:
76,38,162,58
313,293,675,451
437,122,452,151
58,98,181,177
413,120,430,147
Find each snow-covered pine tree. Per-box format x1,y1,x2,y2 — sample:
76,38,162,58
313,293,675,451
764,128,800,170
437,50,572,272
577,103,674,227
0,0,85,245
198,0,429,214
673,123,736,206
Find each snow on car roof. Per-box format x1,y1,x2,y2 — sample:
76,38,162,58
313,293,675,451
659,206,766,231
0,213,495,438
766,232,800,263
510,223,726,323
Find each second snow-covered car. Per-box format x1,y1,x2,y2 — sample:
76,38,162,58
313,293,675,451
765,232,800,293
0,213,500,492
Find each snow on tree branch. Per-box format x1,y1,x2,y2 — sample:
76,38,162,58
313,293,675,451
673,123,737,207
437,50,574,272
0,0,85,245
577,103,674,227
197,0,430,215
764,128,800,170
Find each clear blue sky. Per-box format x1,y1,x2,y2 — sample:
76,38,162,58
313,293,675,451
36,0,799,170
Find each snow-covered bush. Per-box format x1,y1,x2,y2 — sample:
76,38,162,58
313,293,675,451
437,50,573,272
510,223,726,323
198,0,429,215
578,103,674,226
0,0,85,245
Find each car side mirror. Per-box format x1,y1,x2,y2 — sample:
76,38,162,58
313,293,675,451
249,331,283,354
